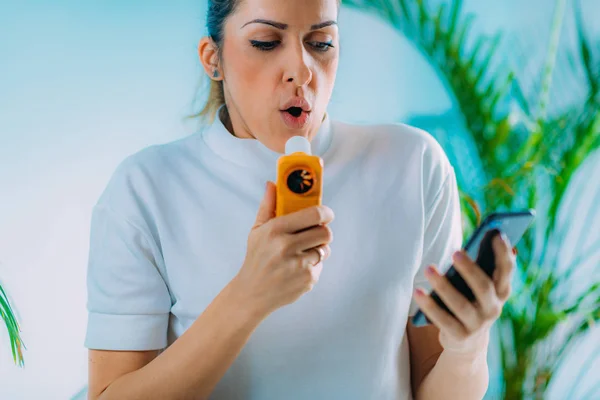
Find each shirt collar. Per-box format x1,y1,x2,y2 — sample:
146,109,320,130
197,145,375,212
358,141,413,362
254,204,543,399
201,106,334,171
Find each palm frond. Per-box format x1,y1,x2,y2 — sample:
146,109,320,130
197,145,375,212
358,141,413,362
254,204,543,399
343,0,517,195
575,0,600,99
0,282,25,367
514,0,567,166
544,1,600,237
546,107,600,238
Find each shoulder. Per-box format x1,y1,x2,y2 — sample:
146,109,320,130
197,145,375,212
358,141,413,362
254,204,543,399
95,135,195,211
331,119,454,185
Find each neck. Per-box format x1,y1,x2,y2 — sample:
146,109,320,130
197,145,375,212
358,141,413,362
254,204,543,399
219,104,329,141
201,104,334,171
218,106,235,137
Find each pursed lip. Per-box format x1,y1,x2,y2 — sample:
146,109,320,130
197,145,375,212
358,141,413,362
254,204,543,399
280,108,311,129
281,97,312,112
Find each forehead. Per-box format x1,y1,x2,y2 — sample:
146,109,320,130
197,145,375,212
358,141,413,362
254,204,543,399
231,0,339,28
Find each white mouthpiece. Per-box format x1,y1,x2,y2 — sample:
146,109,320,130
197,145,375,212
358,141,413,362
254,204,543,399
285,136,312,155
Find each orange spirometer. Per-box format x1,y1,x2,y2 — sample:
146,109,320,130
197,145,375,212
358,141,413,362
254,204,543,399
276,136,323,217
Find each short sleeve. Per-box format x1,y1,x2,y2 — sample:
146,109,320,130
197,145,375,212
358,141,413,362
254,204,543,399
408,168,463,316
84,204,172,350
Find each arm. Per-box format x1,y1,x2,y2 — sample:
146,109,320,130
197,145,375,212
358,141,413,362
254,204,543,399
407,322,489,400
409,235,516,400
87,183,334,400
89,276,267,400
406,155,499,399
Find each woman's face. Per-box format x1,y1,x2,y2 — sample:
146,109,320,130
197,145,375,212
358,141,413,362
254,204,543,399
207,0,339,153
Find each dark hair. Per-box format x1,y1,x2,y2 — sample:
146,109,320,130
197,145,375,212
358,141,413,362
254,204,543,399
196,0,241,121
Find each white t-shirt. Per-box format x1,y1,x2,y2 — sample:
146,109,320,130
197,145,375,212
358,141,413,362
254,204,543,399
85,110,463,400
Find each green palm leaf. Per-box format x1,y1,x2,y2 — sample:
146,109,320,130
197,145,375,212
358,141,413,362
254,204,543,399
0,282,25,367
544,1,600,237
344,0,520,210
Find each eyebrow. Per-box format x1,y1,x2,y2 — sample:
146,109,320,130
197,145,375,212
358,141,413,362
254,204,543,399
241,19,337,31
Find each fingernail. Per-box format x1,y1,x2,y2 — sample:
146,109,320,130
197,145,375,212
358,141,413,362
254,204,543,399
454,251,464,261
425,265,438,276
501,232,510,244
415,288,426,297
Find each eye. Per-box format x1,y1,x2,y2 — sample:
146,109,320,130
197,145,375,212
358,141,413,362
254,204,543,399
308,41,334,52
250,40,281,51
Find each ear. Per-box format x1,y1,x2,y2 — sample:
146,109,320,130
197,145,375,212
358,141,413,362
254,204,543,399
198,37,223,81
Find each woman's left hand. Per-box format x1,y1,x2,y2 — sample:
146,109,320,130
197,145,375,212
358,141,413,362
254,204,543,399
414,233,516,354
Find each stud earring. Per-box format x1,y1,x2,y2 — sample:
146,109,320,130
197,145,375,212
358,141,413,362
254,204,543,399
212,69,219,78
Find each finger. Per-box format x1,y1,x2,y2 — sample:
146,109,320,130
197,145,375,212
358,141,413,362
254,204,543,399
310,261,323,281
273,205,335,234
303,262,324,293
492,234,515,302
253,181,277,227
290,224,333,253
299,244,330,267
294,258,325,294
424,265,482,332
451,251,499,318
414,288,468,339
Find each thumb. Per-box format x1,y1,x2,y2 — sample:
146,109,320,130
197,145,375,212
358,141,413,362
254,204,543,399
254,181,277,227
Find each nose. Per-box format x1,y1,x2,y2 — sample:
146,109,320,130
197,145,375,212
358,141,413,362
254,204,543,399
282,42,312,87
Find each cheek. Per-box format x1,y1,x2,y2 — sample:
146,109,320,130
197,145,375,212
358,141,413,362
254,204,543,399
224,46,273,99
325,57,339,84
314,56,339,95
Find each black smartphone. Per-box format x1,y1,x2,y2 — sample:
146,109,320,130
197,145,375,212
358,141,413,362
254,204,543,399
411,210,536,327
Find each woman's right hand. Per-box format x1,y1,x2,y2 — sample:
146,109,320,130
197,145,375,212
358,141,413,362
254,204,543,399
233,181,334,316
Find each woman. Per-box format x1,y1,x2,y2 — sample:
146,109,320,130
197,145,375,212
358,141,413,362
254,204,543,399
85,0,516,399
